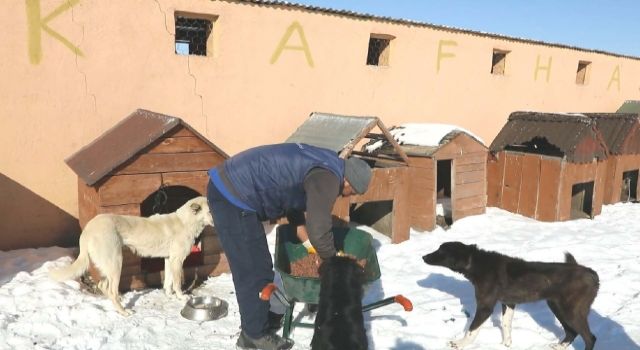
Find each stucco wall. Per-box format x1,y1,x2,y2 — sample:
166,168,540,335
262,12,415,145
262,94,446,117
2,0,640,248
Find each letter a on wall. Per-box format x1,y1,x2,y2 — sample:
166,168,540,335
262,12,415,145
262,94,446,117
270,21,314,67
26,0,84,65
608,65,621,91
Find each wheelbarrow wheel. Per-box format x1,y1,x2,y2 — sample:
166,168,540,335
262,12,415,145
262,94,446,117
305,303,318,314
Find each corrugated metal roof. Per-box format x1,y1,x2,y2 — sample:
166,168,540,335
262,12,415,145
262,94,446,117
489,111,608,163
66,109,228,186
586,113,640,155
285,112,377,153
617,100,640,114
227,0,640,61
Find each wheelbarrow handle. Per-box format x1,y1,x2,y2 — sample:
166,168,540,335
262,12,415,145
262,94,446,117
361,294,413,312
394,295,414,312
259,283,277,301
260,282,293,307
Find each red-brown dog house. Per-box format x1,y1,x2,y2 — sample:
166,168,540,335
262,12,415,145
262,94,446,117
488,112,609,221
65,109,229,291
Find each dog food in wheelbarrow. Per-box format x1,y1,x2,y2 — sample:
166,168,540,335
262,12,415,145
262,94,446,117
290,253,367,278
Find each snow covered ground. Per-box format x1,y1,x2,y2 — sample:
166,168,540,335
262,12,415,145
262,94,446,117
1,204,640,350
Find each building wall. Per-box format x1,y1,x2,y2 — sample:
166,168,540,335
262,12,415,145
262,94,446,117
2,0,640,247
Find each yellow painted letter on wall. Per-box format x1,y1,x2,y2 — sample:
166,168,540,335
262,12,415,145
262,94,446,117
26,0,84,65
534,55,553,82
270,21,314,67
437,40,457,73
608,65,621,91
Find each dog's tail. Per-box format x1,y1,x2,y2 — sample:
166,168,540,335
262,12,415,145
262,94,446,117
49,233,91,282
564,252,578,264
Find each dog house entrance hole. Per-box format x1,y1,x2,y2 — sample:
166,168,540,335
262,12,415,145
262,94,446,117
570,181,594,219
140,186,205,273
437,159,452,227
350,200,393,238
620,170,638,202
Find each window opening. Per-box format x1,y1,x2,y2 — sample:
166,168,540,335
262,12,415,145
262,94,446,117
175,15,213,56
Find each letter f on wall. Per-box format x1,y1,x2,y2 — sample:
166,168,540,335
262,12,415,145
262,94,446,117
26,0,84,65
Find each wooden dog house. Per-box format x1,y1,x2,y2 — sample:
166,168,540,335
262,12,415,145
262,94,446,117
586,113,640,204
65,109,229,290
367,124,488,231
285,112,412,243
488,112,609,221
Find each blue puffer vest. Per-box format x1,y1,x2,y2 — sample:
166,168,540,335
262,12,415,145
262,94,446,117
222,143,344,220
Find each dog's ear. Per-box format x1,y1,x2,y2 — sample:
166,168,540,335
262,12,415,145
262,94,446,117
190,202,202,214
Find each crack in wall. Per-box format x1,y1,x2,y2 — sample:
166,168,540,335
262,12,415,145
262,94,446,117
153,0,209,136
69,0,97,114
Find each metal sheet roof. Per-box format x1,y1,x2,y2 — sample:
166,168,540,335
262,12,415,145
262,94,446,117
617,100,640,114
66,109,227,186
285,112,377,153
230,0,640,61
489,111,608,163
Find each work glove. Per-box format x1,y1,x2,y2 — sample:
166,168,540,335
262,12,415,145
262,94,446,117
302,240,317,254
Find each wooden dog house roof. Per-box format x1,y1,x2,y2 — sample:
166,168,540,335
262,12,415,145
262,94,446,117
66,109,227,186
585,113,640,155
285,112,409,164
489,111,608,163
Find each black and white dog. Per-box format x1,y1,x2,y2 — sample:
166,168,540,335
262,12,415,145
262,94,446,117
423,241,599,350
311,256,368,350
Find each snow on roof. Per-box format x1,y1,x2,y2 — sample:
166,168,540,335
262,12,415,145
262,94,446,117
365,123,484,152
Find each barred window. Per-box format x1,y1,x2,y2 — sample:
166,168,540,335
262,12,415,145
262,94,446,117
175,15,213,56
366,35,393,66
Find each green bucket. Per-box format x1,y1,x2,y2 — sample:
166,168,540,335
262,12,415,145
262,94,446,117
274,224,381,305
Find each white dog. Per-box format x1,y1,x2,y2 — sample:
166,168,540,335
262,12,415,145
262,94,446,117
49,196,213,316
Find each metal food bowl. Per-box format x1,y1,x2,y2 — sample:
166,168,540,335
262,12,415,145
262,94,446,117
180,296,228,321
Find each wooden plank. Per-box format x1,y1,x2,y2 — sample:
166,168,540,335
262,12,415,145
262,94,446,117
536,158,561,221
455,169,485,185
517,155,540,218
454,153,488,166
168,126,194,137
98,174,162,206
98,203,141,216
161,171,209,195
148,137,213,154
78,179,100,229
115,152,225,175
592,160,607,217
501,153,522,213
486,153,504,207
408,166,435,231
352,168,403,202
201,232,223,255
454,196,486,211
391,168,411,243
455,206,486,220
433,135,487,159
454,181,485,199
456,162,485,173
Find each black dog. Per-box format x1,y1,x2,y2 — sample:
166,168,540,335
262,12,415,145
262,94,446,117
311,256,368,350
423,241,599,350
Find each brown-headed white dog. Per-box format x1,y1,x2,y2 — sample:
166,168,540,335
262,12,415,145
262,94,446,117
49,196,213,316
423,241,598,350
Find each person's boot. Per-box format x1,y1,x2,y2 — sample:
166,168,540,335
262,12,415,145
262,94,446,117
266,311,284,333
236,330,294,350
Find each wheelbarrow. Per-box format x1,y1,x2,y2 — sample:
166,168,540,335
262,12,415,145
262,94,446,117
260,224,413,339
